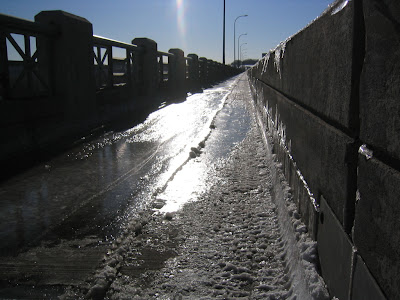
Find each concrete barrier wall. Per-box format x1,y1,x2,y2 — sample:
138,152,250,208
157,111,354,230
0,10,240,176
248,0,399,299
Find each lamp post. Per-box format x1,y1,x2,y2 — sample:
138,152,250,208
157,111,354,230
223,0,226,65
238,34,247,66
234,14,247,67
240,42,247,67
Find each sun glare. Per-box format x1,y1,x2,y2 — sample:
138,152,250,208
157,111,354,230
176,0,186,36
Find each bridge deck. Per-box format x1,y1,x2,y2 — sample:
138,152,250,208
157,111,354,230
0,75,327,299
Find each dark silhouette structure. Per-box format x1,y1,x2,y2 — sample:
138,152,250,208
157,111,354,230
0,11,241,175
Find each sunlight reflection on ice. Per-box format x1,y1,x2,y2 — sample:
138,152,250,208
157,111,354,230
158,158,214,213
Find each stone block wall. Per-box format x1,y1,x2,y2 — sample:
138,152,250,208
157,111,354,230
248,0,400,299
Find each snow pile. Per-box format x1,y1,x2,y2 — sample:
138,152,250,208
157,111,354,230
270,159,329,300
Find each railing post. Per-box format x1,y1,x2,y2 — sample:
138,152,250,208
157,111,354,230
158,55,164,86
35,10,96,123
0,31,9,100
126,49,132,86
187,53,199,90
199,57,210,85
107,45,113,88
168,48,185,94
209,60,216,83
131,37,158,96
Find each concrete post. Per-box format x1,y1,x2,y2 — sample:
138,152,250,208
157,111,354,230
168,48,185,93
199,57,208,85
187,53,199,90
35,10,96,122
209,60,217,83
132,38,158,96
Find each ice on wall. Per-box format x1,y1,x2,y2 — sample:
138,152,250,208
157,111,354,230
330,0,350,15
358,144,373,160
256,0,352,77
260,96,319,213
259,40,288,77
261,52,270,75
274,40,288,76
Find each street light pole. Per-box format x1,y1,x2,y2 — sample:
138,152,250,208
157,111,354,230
223,0,226,65
240,42,247,67
234,14,247,67
238,33,247,66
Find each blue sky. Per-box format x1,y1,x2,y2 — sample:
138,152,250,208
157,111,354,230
1,0,333,63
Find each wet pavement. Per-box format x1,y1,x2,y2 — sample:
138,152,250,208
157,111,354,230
0,74,329,299
0,74,257,298
0,75,249,257
57,74,327,299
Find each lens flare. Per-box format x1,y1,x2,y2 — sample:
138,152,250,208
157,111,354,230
176,0,186,36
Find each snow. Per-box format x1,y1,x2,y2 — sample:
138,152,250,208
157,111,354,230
59,75,329,299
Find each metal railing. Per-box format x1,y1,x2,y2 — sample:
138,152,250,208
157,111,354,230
93,35,142,90
0,13,56,99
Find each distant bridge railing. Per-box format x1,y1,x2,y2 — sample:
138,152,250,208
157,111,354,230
92,35,142,90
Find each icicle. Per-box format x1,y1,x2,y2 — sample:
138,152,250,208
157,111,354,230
261,53,270,75
273,41,287,77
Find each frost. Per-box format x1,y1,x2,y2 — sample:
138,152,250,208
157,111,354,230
358,144,373,160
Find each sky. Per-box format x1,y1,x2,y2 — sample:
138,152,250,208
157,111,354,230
1,0,334,64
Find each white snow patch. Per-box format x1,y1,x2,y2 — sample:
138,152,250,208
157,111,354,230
272,160,329,299
251,82,328,299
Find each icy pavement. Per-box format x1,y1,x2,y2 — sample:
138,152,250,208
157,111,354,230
59,76,329,299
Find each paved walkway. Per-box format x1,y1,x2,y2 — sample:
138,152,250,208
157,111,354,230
0,75,329,299
60,76,329,299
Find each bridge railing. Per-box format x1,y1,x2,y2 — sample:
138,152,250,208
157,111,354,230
93,35,142,90
184,56,192,81
0,9,243,180
157,51,172,89
0,13,56,99
1,11,241,101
